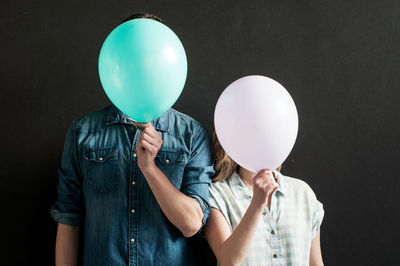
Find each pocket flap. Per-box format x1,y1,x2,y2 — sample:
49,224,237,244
84,147,118,163
155,151,185,165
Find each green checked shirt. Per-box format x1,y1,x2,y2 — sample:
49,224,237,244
209,170,324,266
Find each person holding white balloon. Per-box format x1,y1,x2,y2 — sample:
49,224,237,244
204,76,324,266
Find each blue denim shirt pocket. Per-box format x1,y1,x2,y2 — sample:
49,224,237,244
82,147,119,193
154,150,185,188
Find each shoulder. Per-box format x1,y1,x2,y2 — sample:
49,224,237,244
210,178,236,207
209,174,242,205
279,172,324,236
279,172,324,219
210,179,231,196
168,108,208,138
279,173,318,201
73,105,112,134
209,179,232,214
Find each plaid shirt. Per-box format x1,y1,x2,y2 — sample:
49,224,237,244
209,170,324,266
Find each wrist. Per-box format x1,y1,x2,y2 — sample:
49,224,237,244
138,161,157,175
249,199,266,212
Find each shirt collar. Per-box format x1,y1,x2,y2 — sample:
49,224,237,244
274,171,287,196
228,170,287,200
106,105,169,132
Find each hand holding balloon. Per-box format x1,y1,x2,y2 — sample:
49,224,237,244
135,123,163,171
251,169,279,209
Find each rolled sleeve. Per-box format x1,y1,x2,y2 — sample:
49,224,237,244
311,199,324,238
209,183,232,230
188,194,209,226
50,205,81,226
50,121,83,226
181,125,215,228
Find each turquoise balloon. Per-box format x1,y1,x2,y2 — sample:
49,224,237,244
98,19,187,122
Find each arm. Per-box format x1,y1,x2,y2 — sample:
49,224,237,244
51,121,83,264
139,160,204,237
310,228,324,266
55,223,80,266
205,204,264,266
135,123,205,237
205,170,278,266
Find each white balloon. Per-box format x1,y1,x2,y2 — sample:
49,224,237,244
214,75,299,173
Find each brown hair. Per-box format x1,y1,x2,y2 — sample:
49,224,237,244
120,12,163,25
212,129,282,182
212,129,238,182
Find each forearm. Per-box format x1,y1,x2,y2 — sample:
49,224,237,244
217,203,263,266
55,223,80,266
310,228,324,266
141,163,203,237
310,258,324,266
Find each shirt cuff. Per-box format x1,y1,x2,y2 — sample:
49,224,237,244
188,194,210,228
312,202,324,238
50,205,81,226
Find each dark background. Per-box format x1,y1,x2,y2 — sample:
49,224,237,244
1,0,399,265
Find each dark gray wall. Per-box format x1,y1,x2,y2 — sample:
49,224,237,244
1,0,399,265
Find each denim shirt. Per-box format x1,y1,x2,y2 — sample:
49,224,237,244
50,105,215,266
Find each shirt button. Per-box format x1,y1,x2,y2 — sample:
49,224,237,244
271,230,275,235
262,211,267,216
165,159,170,163
99,157,103,161
131,238,135,243
132,181,136,185
133,153,137,157
273,254,278,258
131,209,135,213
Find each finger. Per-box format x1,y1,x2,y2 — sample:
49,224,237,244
256,173,274,184
253,177,264,187
265,173,276,184
148,131,162,145
258,169,270,175
254,171,266,182
140,139,157,154
255,169,273,179
137,126,155,139
142,132,160,147
259,178,275,188
264,178,279,189
142,128,162,146
264,170,274,178
133,122,151,130
263,182,278,193
137,135,148,151
137,123,157,135
145,125,161,139
137,132,144,145
143,126,160,139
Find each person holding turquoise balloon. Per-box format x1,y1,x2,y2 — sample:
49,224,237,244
51,13,214,266
204,76,324,266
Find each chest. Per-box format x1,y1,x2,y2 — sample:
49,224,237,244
76,125,190,195
227,195,313,241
